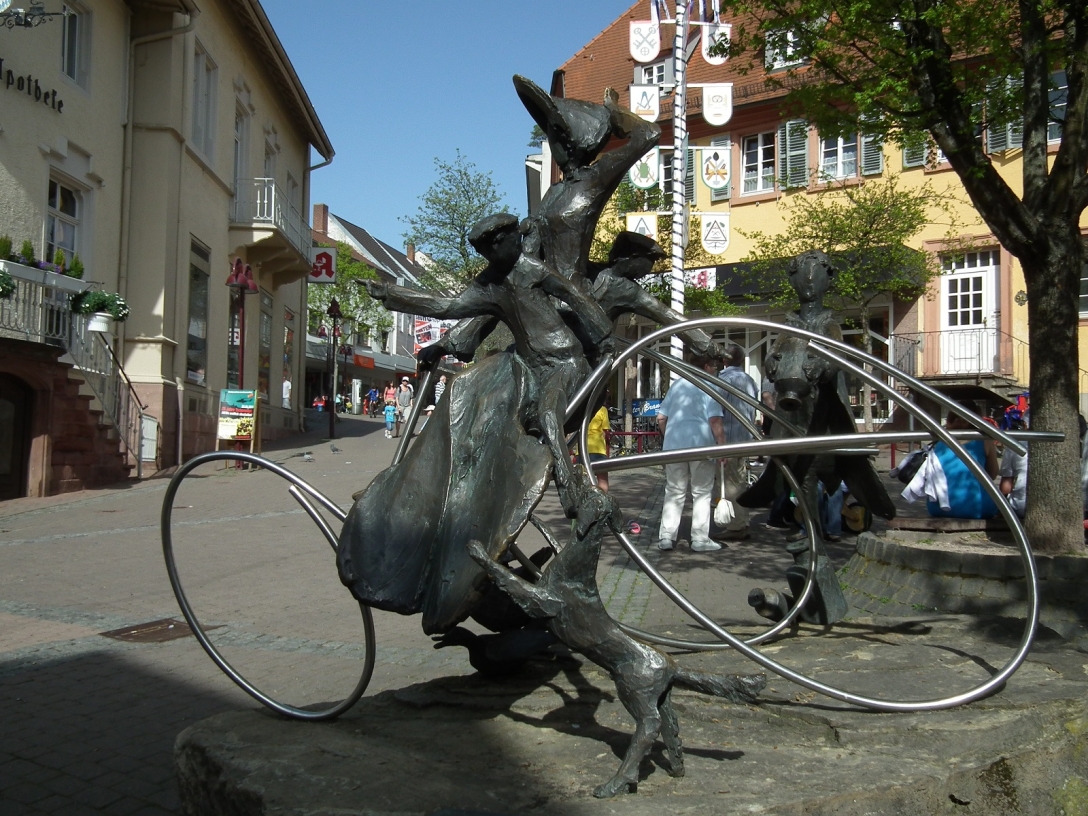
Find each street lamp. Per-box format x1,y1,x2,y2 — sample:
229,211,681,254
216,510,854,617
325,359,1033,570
226,258,258,388
0,1,62,27
326,297,342,439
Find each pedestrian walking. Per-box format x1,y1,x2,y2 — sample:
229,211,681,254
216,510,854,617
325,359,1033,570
434,374,447,403
716,344,759,538
383,402,397,438
394,377,413,437
656,354,728,553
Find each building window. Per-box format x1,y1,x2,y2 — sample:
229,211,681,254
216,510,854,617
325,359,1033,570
258,291,272,401
766,29,803,69
186,242,210,386
642,61,667,85
661,150,674,195
820,133,858,179
742,132,775,194
46,178,80,266
61,4,89,86
233,106,249,217
192,42,217,159
1049,70,1067,143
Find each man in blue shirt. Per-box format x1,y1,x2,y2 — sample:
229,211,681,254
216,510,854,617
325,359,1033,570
717,344,759,537
656,354,728,552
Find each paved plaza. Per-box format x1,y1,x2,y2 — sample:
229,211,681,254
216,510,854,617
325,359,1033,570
3,412,1072,814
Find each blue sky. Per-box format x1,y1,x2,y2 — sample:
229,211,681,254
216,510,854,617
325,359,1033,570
261,1,631,253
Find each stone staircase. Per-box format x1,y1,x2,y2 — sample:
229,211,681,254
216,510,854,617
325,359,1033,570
49,359,132,493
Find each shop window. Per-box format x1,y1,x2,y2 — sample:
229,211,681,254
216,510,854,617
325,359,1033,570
258,291,272,400
186,241,210,386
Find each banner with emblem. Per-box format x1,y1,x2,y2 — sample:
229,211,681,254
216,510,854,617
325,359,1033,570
629,85,660,122
700,212,730,255
629,148,660,190
702,83,734,126
701,22,731,65
626,212,659,240
629,21,661,63
700,147,730,191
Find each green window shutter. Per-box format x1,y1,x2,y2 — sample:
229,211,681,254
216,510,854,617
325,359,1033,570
902,142,926,168
684,142,695,203
778,119,808,188
861,133,884,175
710,135,731,201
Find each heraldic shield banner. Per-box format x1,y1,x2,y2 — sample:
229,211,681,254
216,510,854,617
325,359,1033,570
701,21,731,65
700,212,730,255
701,148,730,191
629,148,660,190
702,83,734,126
629,85,660,123
630,21,661,62
626,212,659,240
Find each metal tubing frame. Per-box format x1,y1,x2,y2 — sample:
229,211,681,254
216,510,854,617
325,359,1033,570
161,450,374,720
574,316,1046,711
579,340,820,643
393,367,435,466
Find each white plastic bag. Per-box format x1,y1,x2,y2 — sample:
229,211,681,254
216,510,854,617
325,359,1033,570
714,463,735,525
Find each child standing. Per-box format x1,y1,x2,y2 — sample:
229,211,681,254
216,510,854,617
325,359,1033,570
383,402,396,438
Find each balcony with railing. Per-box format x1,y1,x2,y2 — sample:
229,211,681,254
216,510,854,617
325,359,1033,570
230,178,310,275
888,328,1029,400
0,260,156,475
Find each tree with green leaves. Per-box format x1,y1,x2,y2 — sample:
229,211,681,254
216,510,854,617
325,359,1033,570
401,151,507,292
716,1,1088,553
739,175,959,429
306,242,389,341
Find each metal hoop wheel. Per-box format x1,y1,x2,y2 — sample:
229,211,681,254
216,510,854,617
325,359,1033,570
160,450,375,721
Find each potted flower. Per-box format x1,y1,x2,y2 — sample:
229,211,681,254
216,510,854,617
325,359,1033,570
0,267,14,300
71,290,130,332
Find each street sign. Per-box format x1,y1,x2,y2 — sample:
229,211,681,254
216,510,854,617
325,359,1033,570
309,247,337,284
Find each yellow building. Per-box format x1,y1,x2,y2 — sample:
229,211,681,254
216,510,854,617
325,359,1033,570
0,0,331,498
554,2,1082,424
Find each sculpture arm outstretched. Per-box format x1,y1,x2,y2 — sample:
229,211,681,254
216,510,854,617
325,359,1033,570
366,280,495,322
419,315,501,365
608,278,720,356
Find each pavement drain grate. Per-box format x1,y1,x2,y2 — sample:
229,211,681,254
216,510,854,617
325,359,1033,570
99,618,220,643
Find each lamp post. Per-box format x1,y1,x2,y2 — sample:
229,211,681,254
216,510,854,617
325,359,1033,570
326,297,342,439
225,258,258,388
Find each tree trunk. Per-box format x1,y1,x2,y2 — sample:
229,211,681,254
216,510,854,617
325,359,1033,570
1022,227,1084,554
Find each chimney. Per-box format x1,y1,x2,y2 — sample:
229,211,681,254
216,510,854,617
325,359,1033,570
313,203,329,236
406,242,415,264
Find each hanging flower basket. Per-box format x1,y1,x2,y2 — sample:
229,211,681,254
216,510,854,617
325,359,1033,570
70,290,130,323
86,312,112,332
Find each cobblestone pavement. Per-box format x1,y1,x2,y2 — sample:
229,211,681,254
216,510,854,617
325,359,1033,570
0,414,892,815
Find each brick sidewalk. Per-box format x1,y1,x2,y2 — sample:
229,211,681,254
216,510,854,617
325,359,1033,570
0,414,911,815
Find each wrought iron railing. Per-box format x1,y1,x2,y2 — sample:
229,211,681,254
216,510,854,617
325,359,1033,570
0,261,155,476
232,178,309,257
889,328,1029,383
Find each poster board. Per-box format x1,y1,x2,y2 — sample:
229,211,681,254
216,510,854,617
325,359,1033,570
217,389,261,454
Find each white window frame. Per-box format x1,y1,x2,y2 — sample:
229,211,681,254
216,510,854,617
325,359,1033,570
191,41,218,159
61,3,90,87
741,132,776,194
661,149,675,195
1049,70,1067,143
642,61,667,86
766,29,803,70
46,176,82,267
820,133,859,179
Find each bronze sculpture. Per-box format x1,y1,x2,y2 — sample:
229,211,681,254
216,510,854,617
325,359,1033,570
337,78,765,797
741,250,895,624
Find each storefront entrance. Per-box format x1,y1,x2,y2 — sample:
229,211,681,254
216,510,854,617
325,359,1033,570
0,374,32,500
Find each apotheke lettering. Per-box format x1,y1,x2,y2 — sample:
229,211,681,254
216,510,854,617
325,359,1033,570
0,57,64,112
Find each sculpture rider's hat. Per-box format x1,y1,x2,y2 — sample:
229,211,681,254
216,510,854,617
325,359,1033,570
513,75,611,166
609,231,666,264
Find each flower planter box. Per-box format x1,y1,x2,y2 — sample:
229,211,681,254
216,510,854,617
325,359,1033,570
0,259,90,294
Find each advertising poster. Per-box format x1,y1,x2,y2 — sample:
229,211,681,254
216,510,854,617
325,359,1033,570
218,389,256,439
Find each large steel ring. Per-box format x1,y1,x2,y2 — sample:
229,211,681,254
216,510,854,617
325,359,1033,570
577,316,1046,713
161,450,375,720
